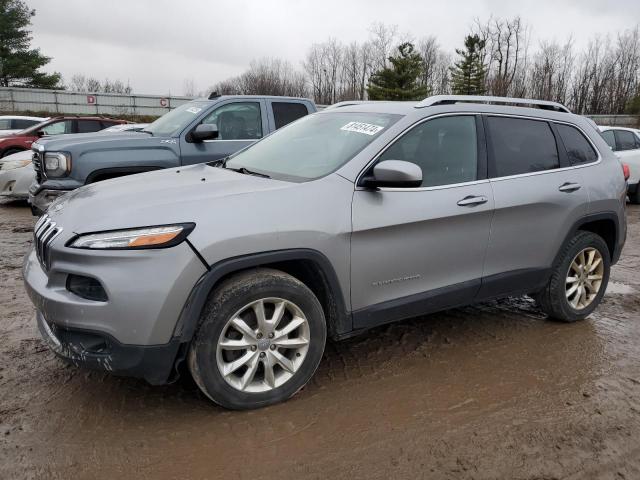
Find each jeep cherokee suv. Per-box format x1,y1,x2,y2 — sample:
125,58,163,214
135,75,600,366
23,95,627,409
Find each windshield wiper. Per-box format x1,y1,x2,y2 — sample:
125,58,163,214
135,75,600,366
140,129,153,136
229,166,271,178
209,156,230,168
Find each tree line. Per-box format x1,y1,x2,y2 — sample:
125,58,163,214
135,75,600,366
210,19,640,115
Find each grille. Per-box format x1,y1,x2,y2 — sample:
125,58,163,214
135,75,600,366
34,214,62,270
32,151,44,183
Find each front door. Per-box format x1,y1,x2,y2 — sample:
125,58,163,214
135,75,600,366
350,114,494,328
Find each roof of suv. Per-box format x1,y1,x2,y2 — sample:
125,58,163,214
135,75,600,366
193,95,314,104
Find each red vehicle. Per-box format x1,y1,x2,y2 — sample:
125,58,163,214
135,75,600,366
0,116,126,157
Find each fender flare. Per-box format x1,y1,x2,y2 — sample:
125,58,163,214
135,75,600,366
556,211,622,265
173,248,352,343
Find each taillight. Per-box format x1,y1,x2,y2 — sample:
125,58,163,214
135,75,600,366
622,163,630,181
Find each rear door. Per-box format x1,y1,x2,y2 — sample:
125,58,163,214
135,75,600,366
180,100,268,165
266,100,310,131
480,116,590,297
350,114,494,328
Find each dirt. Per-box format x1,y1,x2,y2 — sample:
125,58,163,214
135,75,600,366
1,199,640,480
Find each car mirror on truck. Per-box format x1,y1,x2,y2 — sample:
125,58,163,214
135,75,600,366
190,123,219,142
360,160,423,189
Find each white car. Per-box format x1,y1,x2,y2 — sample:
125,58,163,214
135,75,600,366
0,150,34,200
0,115,48,134
100,123,149,133
599,126,640,204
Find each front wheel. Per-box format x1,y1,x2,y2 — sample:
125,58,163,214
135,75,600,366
188,268,326,409
536,231,610,322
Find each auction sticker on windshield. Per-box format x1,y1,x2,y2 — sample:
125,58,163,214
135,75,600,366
340,122,384,135
186,107,202,114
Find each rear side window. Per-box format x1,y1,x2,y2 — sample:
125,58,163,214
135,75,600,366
77,120,103,133
379,115,478,187
556,124,598,165
601,130,616,150
0,119,10,129
13,119,37,129
487,117,559,177
272,102,309,129
615,130,640,151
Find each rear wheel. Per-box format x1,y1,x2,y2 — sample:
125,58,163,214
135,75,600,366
536,231,610,322
188,268,326,409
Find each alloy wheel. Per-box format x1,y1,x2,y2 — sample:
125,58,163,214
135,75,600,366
565,247,604,310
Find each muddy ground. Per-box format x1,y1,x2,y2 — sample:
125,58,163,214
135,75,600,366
0,200,639,480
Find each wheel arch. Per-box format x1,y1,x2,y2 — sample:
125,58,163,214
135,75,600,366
173,249,352,344
560,212,620,265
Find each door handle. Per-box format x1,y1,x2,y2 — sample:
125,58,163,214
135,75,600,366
559,182,581,193
457,195,488,207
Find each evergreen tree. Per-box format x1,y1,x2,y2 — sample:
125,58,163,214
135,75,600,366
367,42,429,100
450,34,486,95
0,0,61,88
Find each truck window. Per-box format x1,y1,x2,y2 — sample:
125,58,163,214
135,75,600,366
13,119,38,129
201,102,262,140
0,119,10,129
272,102,309,129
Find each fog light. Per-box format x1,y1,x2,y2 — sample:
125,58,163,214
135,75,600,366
66,274,108,302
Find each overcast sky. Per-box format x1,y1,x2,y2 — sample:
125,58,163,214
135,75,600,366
28,0,640,96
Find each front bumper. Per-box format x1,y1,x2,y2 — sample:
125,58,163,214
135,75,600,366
28,185,69,215
36,311,182,384
0,166,33,199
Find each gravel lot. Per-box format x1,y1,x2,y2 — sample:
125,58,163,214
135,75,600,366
1,199,639,479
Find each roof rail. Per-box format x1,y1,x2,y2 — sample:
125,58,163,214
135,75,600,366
416,95,571,113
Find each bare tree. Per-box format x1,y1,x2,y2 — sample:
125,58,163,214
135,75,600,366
417,36,452,95
528,39,574,104
183,77,197,97
368,22,398,73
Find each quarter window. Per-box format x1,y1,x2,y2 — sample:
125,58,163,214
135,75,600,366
201,102,262,140
272,102,309,129
487,117,559,177
615,130,640,151
0,119,10,129
378,115,478,187
556,124,598,165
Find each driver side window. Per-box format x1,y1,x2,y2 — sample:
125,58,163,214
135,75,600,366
41,120,73,136
378,115,478,187
201,102,262,140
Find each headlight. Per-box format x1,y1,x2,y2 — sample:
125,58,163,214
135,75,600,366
44,152,71,177
1,159,31,170
69,223,195,249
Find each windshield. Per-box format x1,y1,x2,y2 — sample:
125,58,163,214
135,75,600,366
144,101,209,137
224,112,402,181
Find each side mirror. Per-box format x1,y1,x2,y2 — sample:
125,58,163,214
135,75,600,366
360,160,422,189
36,130,45,137
190,123,218,142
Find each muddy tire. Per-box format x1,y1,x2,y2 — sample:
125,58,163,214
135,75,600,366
188,268,326,410
536,231,610,322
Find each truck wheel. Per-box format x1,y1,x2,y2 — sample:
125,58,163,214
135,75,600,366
188,268,326,409
536,231,610,322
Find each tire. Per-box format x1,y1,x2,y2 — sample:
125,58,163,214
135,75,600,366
536,231,610,322
629,188,640,205
188,268,327,409
2,148,25,158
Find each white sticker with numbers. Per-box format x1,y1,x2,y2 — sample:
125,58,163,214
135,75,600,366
340,122,384,136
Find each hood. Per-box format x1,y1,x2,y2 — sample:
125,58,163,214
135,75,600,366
34,131,151,151
46,163,293,234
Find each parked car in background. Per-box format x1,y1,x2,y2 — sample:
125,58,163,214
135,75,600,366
24,95,626,409
599,126,640,203
0,116,126,158
28,95,316,214
100,123,149,133
0,115,48,134
0,150,34,200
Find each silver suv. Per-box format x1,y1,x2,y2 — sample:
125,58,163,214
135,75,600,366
24,95,627,409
